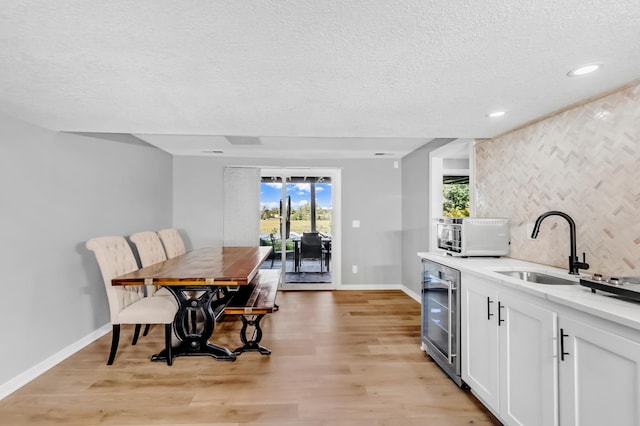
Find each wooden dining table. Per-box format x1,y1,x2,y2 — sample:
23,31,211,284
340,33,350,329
112,246,272,362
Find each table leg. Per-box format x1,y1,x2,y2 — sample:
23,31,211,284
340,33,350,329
152,286,236,362
232,314,271,356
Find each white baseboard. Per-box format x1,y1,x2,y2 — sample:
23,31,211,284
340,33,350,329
337,283,403,291
0,323,111,400
401,285,421,303
336,283,421,304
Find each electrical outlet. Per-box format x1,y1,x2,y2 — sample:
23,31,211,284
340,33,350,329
352,265,358,274
352,220,360,228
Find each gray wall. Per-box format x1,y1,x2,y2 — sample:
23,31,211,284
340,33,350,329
172,156,402,285
0,113,173,386
400,140,452,295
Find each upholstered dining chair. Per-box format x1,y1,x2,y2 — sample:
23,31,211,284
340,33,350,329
157,228,186,259
86,236,178,365
130,229,202,331
158,228,233,316
155,228,204,296
129,231,174,297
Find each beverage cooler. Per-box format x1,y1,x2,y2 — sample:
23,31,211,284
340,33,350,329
421,258,462,386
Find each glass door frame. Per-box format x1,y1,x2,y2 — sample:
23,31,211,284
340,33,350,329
260,167,341,290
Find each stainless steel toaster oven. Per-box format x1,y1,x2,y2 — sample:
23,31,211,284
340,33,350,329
437,217,510,257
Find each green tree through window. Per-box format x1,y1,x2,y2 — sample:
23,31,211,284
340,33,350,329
443,180,469,218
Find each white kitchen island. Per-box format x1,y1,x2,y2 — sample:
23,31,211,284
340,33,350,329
418,252,640,426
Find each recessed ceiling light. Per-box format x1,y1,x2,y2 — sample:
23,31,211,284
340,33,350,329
486,111,506,118
567,63,602,77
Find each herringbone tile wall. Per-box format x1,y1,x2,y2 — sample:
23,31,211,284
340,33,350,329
476,82,640,276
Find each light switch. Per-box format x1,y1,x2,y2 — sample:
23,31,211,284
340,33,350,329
352,220,360,228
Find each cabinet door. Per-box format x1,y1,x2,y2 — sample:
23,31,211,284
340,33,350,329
462,276,499,411
559,316,640,426
499,292,558,426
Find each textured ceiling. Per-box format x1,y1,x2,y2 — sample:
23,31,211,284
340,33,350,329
0,1,639,158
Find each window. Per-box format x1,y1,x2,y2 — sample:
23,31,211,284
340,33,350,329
442,175,469,218
260,176,332,236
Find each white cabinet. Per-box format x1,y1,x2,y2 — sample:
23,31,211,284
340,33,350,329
558,314,640,426
462,273,558,426
420,253,640,426
462,275,500,409
498,290,557,426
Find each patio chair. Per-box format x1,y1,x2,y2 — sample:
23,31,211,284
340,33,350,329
299,232,327,272
270,233,294,269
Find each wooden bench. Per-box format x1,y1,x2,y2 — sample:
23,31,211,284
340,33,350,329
224,269,280,356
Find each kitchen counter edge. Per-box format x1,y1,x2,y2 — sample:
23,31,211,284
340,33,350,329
417,252,640,331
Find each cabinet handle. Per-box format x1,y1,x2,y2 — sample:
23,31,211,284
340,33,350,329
560,328,570,361
498,301,505,326
487,297,494,320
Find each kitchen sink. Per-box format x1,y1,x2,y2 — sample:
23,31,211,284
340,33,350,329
495,270,577,285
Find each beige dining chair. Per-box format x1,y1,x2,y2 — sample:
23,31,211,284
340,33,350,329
157,228,186,259
156,229,204,326
129,231,174,298
86,236,178,365
158,228,234,319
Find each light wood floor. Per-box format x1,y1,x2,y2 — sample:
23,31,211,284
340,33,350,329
0,290,500,425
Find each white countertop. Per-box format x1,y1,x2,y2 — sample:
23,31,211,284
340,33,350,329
417,251,640,331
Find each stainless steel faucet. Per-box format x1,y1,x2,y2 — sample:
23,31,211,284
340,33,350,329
531,210,590,275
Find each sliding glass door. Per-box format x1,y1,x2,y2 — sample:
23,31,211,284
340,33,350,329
259,168,340,290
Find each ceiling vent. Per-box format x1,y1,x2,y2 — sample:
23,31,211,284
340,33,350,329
225,136,261,145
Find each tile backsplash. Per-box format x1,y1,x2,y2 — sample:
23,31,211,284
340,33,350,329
475,82,640,276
